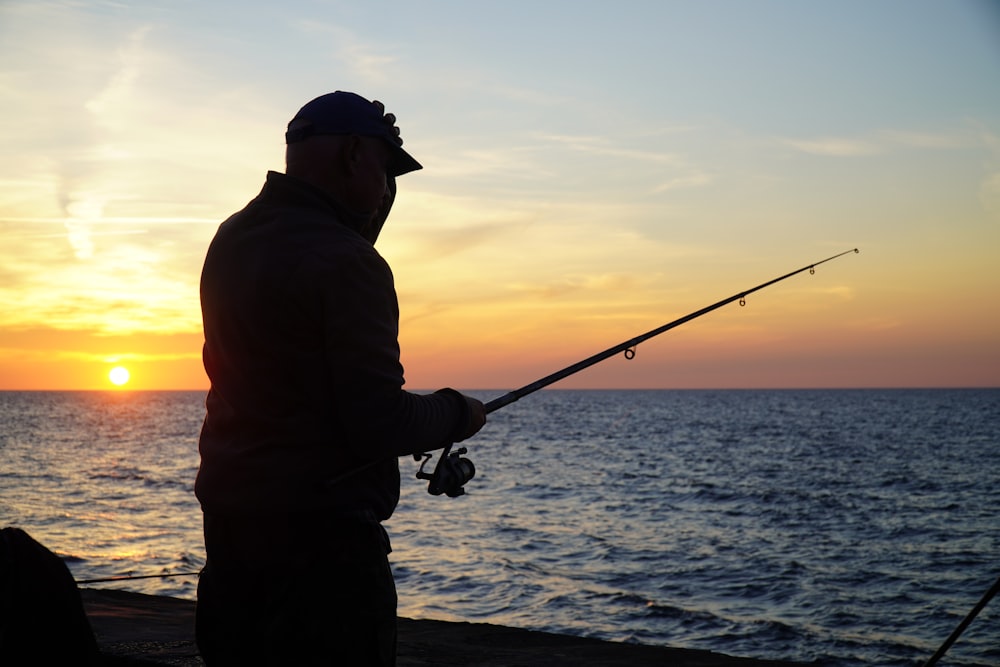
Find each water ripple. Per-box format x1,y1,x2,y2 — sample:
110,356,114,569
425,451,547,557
2,389,998,666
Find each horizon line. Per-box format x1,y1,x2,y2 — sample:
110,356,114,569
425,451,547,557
1,386,997,393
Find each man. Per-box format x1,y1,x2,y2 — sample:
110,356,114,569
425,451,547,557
195,91,486,666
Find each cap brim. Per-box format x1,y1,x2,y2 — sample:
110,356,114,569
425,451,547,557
386,142,422,177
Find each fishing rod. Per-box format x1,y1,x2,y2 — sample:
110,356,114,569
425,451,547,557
418,248,860,496
485,247,858,413
76,571,200,585
923,573,1000,667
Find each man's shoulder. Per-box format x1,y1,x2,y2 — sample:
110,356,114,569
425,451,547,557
220,184,366,248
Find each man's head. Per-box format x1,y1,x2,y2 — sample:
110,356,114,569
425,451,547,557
286,92,422,177
284,91,421,218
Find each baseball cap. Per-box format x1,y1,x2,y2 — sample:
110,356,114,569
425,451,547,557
285,91,423,177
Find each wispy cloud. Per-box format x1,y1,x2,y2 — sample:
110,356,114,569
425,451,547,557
291,18,400,84
0,345,201,364
508,272,640,301
652,172,713,193
976,128,1000,218
880,129,967,149
537,133,684,164
781,127,971,157
83,25,150,124
0,0,997,389
782,137,882,157
980,172,1000,216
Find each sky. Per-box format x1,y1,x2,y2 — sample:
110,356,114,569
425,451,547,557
0,0,998,391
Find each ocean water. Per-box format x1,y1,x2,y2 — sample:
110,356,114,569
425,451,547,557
1,389,997,666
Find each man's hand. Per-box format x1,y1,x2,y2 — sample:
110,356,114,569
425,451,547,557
459,395,487,441
372,100,403,145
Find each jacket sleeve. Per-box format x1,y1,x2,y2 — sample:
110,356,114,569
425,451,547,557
298,241,468,461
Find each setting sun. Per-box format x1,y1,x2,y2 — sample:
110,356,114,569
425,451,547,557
0,2,997,392
109,366,131,387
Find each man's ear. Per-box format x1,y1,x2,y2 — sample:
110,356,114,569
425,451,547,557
340,134,364,176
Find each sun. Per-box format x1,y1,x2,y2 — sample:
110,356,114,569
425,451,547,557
108,366,131,387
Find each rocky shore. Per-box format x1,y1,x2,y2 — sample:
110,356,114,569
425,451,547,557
83,588,809,666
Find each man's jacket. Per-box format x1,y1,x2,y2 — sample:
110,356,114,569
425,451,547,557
196,171,471,521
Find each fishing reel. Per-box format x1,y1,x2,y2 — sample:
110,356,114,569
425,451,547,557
414,443,475,497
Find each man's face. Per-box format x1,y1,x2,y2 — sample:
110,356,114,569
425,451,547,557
362,176,396,244
351,137,393,216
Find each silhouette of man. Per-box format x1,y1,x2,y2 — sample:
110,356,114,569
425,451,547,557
195,91,486,666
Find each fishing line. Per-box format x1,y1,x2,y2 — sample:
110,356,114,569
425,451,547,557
76,571,201,585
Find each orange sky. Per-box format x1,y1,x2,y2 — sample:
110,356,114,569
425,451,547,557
4,246,997,392
1,2,998,391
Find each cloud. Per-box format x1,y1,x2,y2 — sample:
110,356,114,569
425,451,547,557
0,5,280,339
880,129,966,150
290,18,399,84
536,132,684,165
419,145,555,182
0,343,201,365
0,215,203,335
782,137,882,157
84,25,150,124
508,273,640,301
976,128,1000,218
781,127,971,158
395,218,522,260
980,171,1000,216
652,172,713,193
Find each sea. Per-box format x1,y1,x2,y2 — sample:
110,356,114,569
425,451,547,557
1,388,997,666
